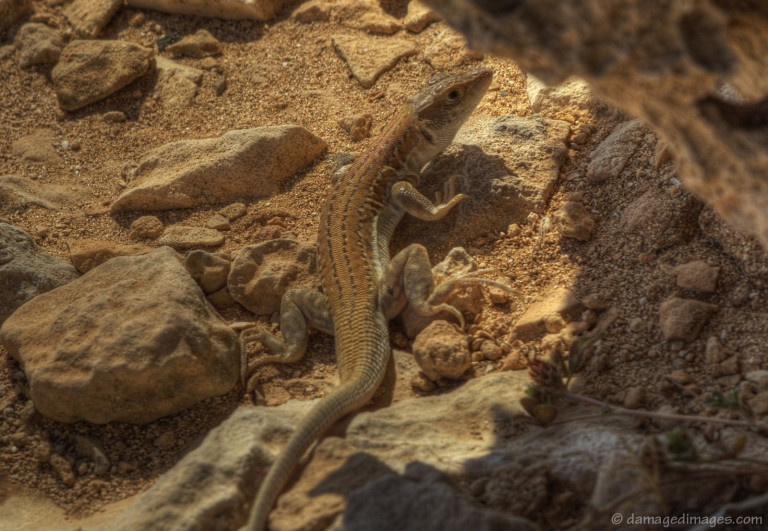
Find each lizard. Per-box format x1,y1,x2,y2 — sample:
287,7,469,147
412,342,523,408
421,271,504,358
243,66,496,530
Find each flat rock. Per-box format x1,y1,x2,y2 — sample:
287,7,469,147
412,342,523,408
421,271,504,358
0,0,32,33
219,202,247,221
157,226,225,249
166,29,222,58
295,1,401,34
63,0,122,38
10,129,62,164
0,223,79,325
0,247,240,424
621,188,702,251
125,0,293,21
332,33,417,89
512,286,584,339
14,23,64,68
52,39,154,111
228,238,318,315
527,75,619,123
0,175,88,211
552,201,595,241
659,297,718,342
587,120,653,183
672,260,719,293
404,1,440,33
67,238,154,273
155,56,202,109
403,114,569,244
111,126,326,212
424,28,481,70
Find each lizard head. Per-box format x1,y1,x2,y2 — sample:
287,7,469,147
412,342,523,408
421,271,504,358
408,66,493,163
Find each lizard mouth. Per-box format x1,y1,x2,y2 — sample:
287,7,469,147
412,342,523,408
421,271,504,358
419,124,436,144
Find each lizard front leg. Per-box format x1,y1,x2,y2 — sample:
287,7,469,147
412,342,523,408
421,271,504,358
241,288,333,373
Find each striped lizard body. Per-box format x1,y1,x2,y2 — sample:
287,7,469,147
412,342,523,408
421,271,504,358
245,67,494,530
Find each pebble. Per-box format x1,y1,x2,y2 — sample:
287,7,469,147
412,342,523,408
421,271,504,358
103,110,126,123
154,431,177,450
672,260,719,293
552,201,595,241
623,386,645,409
218,202,247,221
157,226,225,249
704,336,726,364
412,320,471,381
658,297,718,341
167,29,222,58
206,213,231,231
130,215,164,240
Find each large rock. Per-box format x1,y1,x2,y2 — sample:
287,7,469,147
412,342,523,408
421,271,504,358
0,223,79,325
111,126,326,212
401,114,569,245
52,40,154,111
63,0,122,38
0,247,240,424
422,0,768,252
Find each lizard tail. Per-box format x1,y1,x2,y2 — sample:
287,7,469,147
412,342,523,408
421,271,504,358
246,379,380,530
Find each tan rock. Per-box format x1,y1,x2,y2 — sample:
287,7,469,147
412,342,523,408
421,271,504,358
63,0,122,38
424,28,482,70
158,226,225,249
228,239,318,315
0,175,89,211
0,247,240,424
155,56,202,109
339,113,372,142
111,126,326,212
512,287,584,339
166,29,222,58
412,320,471,381
553,201,595,241
67,238,154,273
125,0,293,21
14,23,64,67
218,202,247,221
586,120,653,183
621,189,702,251
52,40,154,111
658,297,718,341
129,215,164,240
332,33,417,88
206,213,231,230
672,260,719,293
404,1,440,33
184,250,231,294
11,129,62,164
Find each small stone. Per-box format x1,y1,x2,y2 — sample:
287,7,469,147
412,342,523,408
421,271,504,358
512,287,584,339
207,287,237,310
158,226,225,249
118,461,137,474
167,29,222,58
340,113,373,142
218,202,247,221
672,260,719,293
412,320,471,381
411,372,436,392
292,0,331,23
552,201,595,241
623,387,645,409
628,317,645,333
658,297,718,342
154,431,177,450
479,340,503,361
103,111,127,123
199,57,218,70
67,239,154,273
50,453,75,486
63,0,122,38
14,22,64,67
404,0,440,33
586,120,650,183
130,215,164,239
206,214,231,231
667,370,694,385
748,391,768,416
717,355,740,376
129,12,145,27
746,370,768,390
332,33,417,89
704,336,726,364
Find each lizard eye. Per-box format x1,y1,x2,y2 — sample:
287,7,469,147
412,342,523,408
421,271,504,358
447,89,462,102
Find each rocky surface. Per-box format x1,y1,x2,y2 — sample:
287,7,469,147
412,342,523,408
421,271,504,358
0,223,79,325
111,126,326,212
0,247,240,423
2,1,768,529
14,23,63,68
157,225,225,249
184,249,231,294
66,238,153,273
63,0,123,38
125,0,293,21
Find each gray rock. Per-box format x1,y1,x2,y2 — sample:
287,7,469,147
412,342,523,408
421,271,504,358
111,126,326,212
158,226,225,250
552,201,595,241
0,247,240,423
184,250,231,294
621,188,702,251
228,239,318,315
672,260,719,293
412,320,471,381
14,23,64,68
659,297,718,342
124,0,293,21
52,40,154,111
0,223,79,325
63,0,122,38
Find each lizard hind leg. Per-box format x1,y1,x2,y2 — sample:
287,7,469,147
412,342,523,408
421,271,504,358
241,288,333,374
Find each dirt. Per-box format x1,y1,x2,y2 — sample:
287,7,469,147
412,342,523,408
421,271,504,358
1,0,768,527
